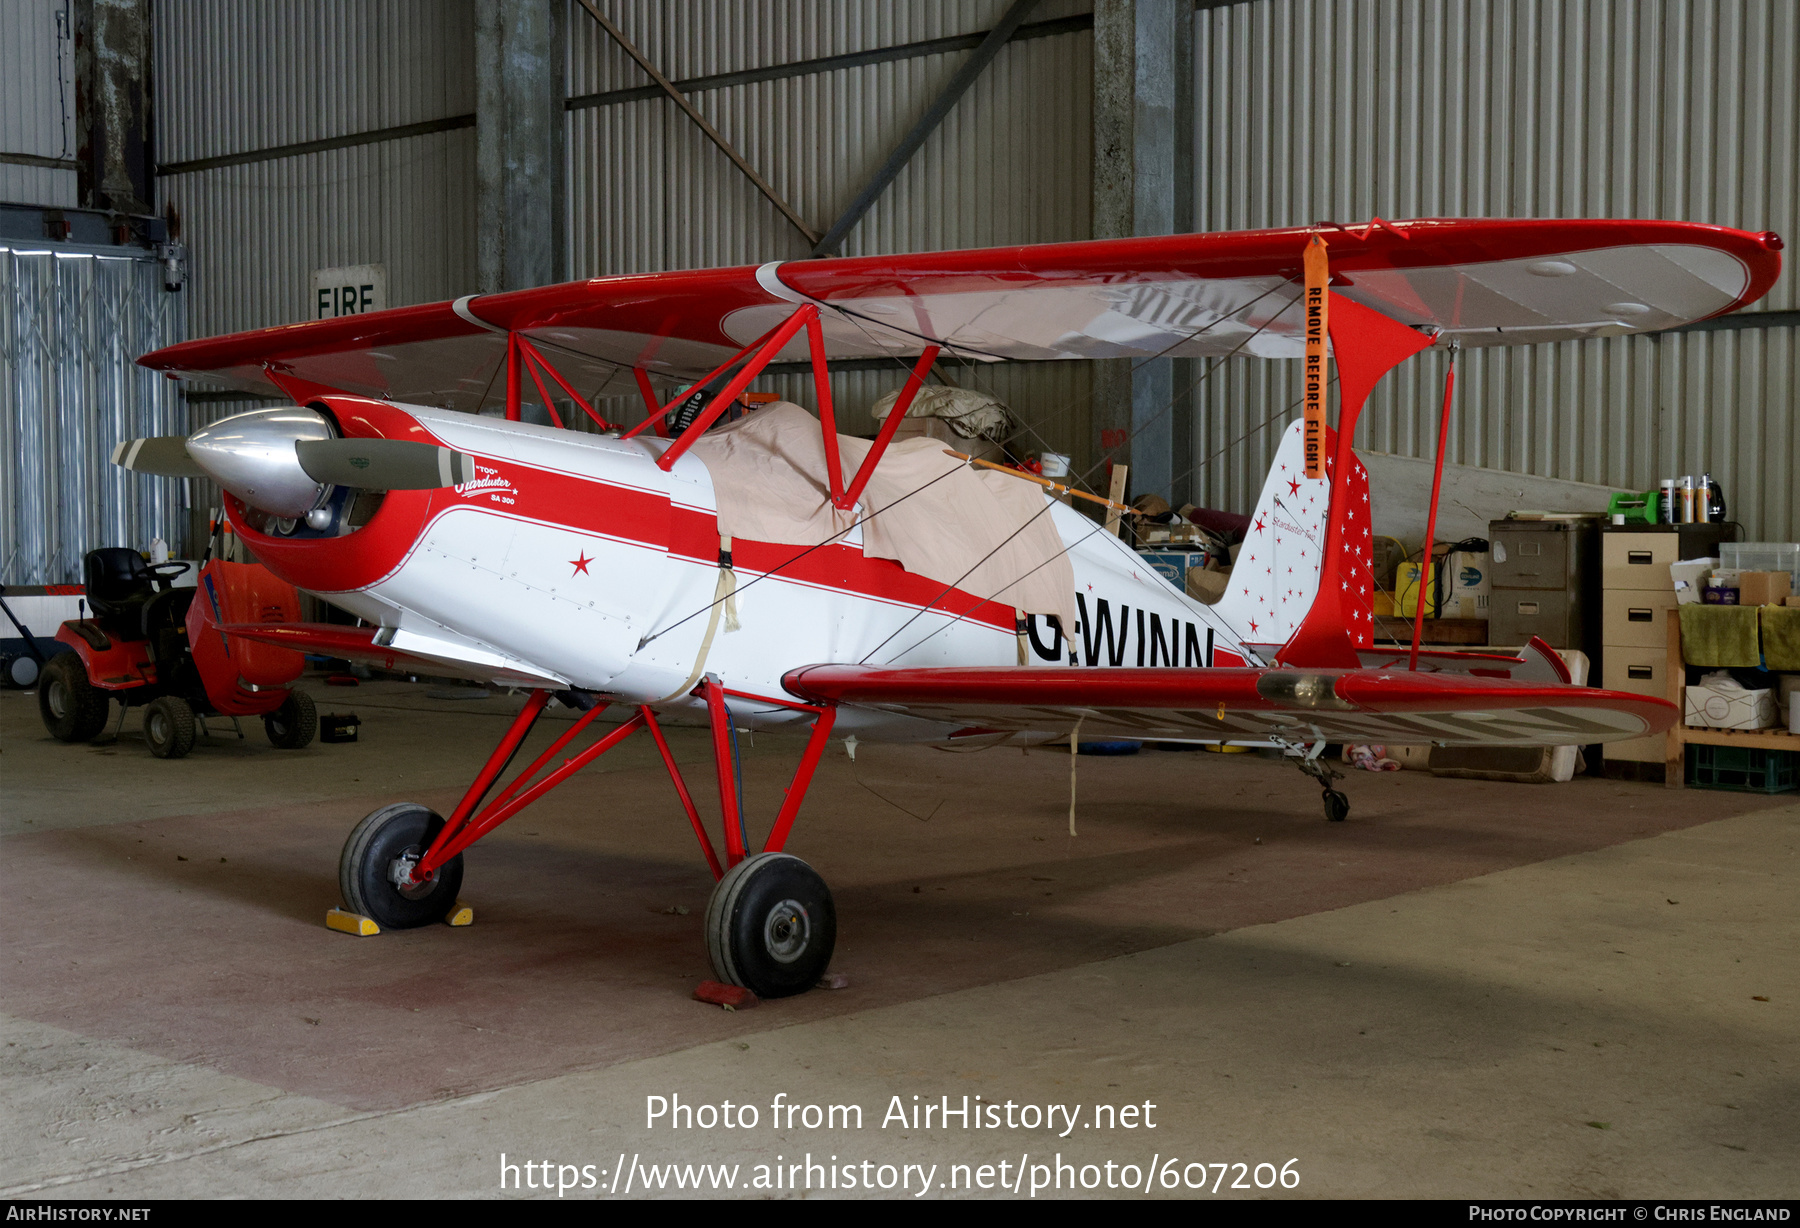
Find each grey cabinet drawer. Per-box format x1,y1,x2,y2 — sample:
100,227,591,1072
1490,590,1581,647
1490,529,1571,589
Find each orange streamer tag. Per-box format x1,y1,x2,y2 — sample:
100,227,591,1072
1302,235,1330,479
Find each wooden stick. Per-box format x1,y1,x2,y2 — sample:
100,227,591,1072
1105,464,1130,535
942,450,1132,514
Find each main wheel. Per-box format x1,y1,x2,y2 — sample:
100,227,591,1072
705,852,836,999
38,653,110,743
144,695,197,759
1323,788,1350,823
264,690,317,749
339,803,464,929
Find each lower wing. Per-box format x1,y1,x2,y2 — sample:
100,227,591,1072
782,665,1674,747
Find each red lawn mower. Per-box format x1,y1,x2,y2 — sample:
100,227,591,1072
38,547,317,758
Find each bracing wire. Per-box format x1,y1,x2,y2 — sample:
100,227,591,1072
856,293,1304,665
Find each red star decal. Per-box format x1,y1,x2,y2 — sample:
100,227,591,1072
1253,515,1266,534
570,552,593,575
1287,478,1302,496
1249,619,1259,633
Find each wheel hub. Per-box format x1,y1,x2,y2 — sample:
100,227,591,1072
48,681,68,719
762,898,811,963
387,846,438,899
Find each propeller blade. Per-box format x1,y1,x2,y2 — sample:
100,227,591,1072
111,436,208,479
294,438,478,490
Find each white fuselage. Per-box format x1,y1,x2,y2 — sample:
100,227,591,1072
314,407,1269,740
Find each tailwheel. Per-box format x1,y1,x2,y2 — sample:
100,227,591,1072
339,803,464,928
705,852,836,999
1323,788,1350,823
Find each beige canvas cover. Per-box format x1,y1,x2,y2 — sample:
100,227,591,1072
687,402,1075,634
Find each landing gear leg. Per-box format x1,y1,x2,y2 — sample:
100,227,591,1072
1286,739,1350,822
691,677,841,997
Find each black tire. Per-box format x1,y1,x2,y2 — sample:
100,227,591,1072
1324,789,1350,823
38,653,110,743
264,690,317,749
705,852,836,999
339,803,463,929
144,695,198,759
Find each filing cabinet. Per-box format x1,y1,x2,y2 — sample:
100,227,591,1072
1600,523,1737,763
1488,518,1601,666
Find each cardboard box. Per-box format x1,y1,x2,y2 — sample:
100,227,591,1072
1737,570,1793,606
1671,558,1716,604
1139,549,1202,590
1787,595,1800,607
1398,552,1490,619
1684,674,1778,730
1139,523,1209,548
1439,550,1491,619
1186,567,1229,604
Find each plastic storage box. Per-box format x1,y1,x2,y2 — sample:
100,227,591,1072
1685,744,1798,793
1721,542,1800,588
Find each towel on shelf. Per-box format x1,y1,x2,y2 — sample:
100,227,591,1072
1760,604,1800,670
1678,604,1761,667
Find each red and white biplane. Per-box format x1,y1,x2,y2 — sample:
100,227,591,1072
117,217,1781,997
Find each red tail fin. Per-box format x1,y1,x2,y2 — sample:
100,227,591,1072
1277,290,1433,667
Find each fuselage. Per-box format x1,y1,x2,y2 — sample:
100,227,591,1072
232,400,1265,740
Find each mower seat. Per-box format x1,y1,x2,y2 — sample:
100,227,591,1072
83,548,158,643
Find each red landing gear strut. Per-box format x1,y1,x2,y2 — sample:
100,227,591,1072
335,679,839,998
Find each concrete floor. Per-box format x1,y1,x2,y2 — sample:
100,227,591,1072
1,678,1794,1199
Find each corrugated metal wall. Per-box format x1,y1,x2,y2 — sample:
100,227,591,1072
0,242,187,583
153,0,478,340
565,0,1095,437
0,0,79,207
1189,0,1798,541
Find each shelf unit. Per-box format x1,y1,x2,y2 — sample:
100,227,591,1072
1660,614,1800,789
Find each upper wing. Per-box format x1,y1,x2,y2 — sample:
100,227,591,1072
139,218,1781,409
782,664,1676,747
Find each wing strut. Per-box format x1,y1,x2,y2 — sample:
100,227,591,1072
838,344,939,510
1409,351,1457,670
648,302,943,511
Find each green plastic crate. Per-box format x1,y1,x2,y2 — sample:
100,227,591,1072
1685,744,1799,793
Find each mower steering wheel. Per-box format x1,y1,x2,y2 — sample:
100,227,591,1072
147,560,192,590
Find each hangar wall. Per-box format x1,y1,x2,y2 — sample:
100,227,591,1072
153,0,479,342
1183,0,1797,541
139,0,1796,540
0,242,187,584
0,0,79,208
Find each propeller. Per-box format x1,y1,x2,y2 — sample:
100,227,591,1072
295,438,478,489
111,435,208,479
112,407,477,519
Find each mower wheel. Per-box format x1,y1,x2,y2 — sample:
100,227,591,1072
38,654,110,743
144,695,198,759
264,690,317,749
